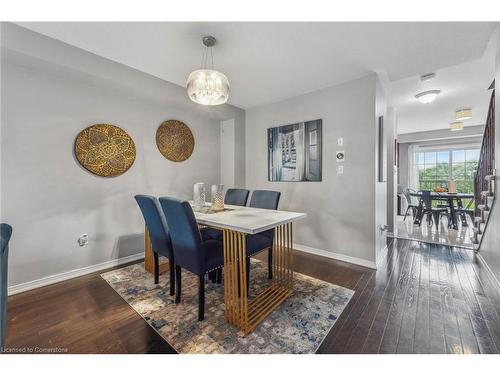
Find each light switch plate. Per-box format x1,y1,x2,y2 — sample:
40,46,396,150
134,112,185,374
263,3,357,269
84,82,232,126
337,165,344,174
337,137,343,146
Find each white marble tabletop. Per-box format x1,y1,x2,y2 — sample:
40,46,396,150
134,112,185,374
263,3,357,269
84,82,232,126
191,203,307,234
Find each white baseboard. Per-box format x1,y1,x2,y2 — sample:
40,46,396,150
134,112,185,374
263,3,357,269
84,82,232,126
376,244,389,267
293,243,377,270
8,253,144,296
477,253,500,290
8,244,379,295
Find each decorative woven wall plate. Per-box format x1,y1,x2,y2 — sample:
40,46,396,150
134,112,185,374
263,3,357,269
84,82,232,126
156,120,195,162
74,124,136,177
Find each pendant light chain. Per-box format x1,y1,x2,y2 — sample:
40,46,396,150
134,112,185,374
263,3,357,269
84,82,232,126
210,46,214,70
200,45,208,69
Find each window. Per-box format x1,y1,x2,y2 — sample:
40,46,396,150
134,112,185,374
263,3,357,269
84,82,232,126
415,148,479,194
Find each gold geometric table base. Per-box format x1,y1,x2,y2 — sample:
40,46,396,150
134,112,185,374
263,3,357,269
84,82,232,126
143,223,294,334
144,226,170,274
223,222,294,334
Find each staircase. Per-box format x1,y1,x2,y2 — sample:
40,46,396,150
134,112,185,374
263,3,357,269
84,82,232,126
471,89,496,252
471,175,495,251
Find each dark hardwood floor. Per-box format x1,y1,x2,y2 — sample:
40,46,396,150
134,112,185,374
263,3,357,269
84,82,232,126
5,238,500,354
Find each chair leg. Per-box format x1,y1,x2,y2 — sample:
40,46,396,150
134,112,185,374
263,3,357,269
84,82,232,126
175,266,182,304
198,275,205,321
426,212,433,226
216,268,222,284
153,252,159,284
169,259,175,296
403,206,410,221
209,270,216,283
433,212,439,230
268,248,273,279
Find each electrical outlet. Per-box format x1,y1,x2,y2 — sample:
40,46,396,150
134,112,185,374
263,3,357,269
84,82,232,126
78,234,88,247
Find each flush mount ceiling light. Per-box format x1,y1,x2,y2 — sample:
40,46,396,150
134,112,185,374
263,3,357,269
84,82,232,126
415,90,441,104
450,121,464,131
455,108,472,121
186,36,230,106
420,73,436,82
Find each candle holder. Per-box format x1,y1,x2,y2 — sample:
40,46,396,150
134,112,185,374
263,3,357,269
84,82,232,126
193,182,206,211
211,184,225,211
448,179,457,194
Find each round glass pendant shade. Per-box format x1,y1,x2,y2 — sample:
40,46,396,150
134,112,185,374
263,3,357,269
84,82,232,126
187,69,230,106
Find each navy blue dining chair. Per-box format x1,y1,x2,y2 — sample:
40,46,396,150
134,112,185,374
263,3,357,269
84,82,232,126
225,188,250,206
1,223,13,349
134,195,175,296
245,190,281,291
420,190,449,230
203,188,250,242
159,197,224,321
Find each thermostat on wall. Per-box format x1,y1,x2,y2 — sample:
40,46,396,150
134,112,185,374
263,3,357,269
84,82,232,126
336,151,345,162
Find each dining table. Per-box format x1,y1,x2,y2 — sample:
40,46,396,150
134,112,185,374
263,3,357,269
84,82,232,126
409,191,474,230
144,202,306,335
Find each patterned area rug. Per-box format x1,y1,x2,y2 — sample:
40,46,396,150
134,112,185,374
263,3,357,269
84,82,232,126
101,260,353,354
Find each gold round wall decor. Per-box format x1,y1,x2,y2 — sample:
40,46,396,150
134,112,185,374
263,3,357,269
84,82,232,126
74,124,136,177
156,119,195,162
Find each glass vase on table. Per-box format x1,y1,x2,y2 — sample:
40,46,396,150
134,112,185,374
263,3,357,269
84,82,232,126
211,184,224,212
193,182,206,211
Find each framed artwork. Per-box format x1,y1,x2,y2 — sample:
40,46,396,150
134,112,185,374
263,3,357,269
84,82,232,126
378,116,387,182
268,119,322,182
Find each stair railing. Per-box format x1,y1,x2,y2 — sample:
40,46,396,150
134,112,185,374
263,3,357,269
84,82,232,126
474,90,495,216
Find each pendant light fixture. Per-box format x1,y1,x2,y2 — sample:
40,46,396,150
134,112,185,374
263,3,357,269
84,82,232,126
455,108,472,121
186,36,230,106
449,121,464,131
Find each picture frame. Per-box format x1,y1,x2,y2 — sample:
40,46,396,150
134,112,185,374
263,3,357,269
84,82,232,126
378,116,387,182
268,119,322,182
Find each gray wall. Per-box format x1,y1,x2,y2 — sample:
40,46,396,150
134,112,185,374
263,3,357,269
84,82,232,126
375,77,388,258
386,107,397,233
0,23,245,288
480,25,500,284
245,74,386,266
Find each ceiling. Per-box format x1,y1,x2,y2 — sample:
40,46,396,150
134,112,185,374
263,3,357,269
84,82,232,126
390,53,495,134
16,22,497,111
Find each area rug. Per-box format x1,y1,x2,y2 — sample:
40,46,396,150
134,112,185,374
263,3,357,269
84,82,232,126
101,260,354,354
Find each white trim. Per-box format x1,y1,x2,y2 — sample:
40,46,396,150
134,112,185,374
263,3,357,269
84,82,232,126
293,243,377,270
8,253,144,296
8,245,379,295
416,143,481,151
477,253,500,290
376,244,389,267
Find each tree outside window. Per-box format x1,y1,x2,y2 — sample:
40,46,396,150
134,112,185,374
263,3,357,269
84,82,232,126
416,148,479,206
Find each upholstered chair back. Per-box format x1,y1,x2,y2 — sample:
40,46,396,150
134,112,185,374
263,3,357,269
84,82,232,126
224,188,250,206
134,195,173,259
1,223,13,349
159,197,204,275
249,190,281,210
